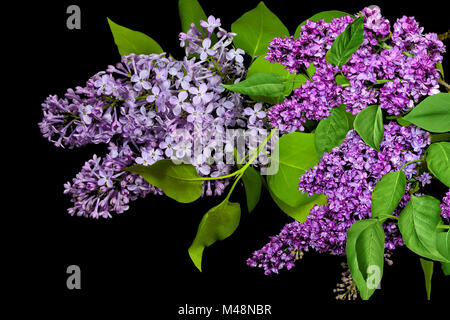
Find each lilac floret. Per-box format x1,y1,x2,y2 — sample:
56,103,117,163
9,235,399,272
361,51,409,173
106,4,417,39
441,190,450,222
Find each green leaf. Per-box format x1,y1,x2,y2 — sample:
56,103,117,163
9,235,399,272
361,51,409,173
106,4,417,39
306,63,316,78
374,79,393,85
231,1,289,58
345,109,356,129
354,105,384,151
267,132,319,207
247,57,307,101
442,262,450,276
371,170,406,221
294,10,351,39
314,106,349,157
269,187,327,222
335,74,350,86
419,258,434,300
247,56,290,77
188,200,241,271
346,219,385,300
396,117,411,127
126,159,203,203
426,142,450,188
283,75,308,95
178,0,207,33
398,195,450,262
222,73,286,100
402,93,450,133
107,18,163,56
326,16,365,66
437,62,444,80
436,230,450,261
241,166,262,213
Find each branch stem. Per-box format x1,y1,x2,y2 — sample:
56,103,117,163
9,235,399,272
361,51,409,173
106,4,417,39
438,78,450,91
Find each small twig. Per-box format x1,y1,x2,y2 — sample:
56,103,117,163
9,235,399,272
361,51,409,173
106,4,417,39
438,78,450,92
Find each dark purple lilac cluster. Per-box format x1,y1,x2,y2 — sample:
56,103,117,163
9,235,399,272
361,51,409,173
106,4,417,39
441,190,450,222
39,17,266,218
247,122,430,275
266,6,445,132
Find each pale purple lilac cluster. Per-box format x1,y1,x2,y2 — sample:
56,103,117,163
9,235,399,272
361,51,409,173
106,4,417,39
63,143,161,218
441,190,450,222
39,17,266,218
266,6,445,132
247,122,430,274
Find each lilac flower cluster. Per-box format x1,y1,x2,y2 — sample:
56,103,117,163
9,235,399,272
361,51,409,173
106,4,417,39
39,17,266,218
266,6,445,132
64,143,161,218
441,190,450,222
247,122,430,274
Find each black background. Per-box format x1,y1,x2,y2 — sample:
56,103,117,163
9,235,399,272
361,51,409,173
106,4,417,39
13,0,449,315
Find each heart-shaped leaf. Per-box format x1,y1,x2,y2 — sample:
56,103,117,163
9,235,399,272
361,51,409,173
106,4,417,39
402,93,450,133
222,73,287,99
188,200,241,271
107,18,163,56
346,218,385,300
269,188,327,222
436,230,450,261
426,142,450,188
178,0,207,33
354,105,384,151
371,170,406,220
326,16,365,66
247,57,307,102
241,166,262,213
267,132,319,207
314,106,349,157
127,159,203,203
398,195,450,262
231,2,289,58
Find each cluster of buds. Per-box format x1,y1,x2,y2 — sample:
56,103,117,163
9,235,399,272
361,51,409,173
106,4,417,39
333,262,358,301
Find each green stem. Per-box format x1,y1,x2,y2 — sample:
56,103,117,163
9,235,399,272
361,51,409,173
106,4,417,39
240,129,276,172
102,100,118,110
437,224,450,230
386,115,400,120
135,95,149,101
438,78,450,91
386,215,399,221
400,159,423,171
224,129,276,201
192,129,276,181
237,135,269,164
225,172,243,201
194,171,241,181
377,43,413,57
65,112,80,120
208,57,226,78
